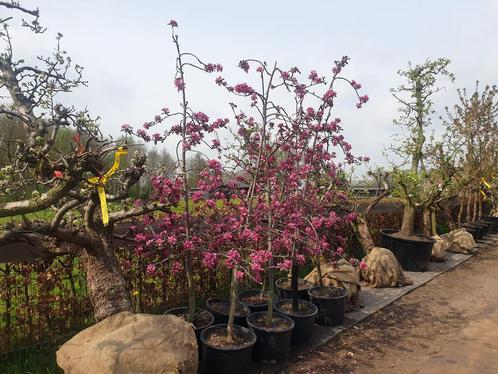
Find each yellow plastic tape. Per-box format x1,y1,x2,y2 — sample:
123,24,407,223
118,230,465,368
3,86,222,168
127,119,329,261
480,189,487,199
481,178,491,189
88,146,128,225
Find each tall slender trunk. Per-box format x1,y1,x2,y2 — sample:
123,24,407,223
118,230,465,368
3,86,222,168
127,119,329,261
265,183,275,327
431,209,438,236
466,190,472,222
440,202,456,231
227,270,238,342
315,255,325,289
291,262,299,312
457,194,464,227
82,238,131,321
400,204,416,237
472,190,478,221
478,191,483,219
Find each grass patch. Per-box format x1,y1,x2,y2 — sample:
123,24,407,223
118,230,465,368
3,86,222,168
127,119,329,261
0,210,56,225
0,340,62,374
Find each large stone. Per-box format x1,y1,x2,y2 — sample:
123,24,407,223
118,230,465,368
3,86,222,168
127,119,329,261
431,235,450,261
360,247,413,288
304,259,361,310
57,311,198,374
441,228,477,254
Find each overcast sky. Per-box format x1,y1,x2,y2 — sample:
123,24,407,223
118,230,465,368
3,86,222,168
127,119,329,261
7,0,498,175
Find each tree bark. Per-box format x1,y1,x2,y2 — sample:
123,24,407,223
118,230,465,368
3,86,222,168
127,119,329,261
431,209,438,236
466,190,472,223
400,204,416,237
472,191,478,221
478,191,483,219
422,207,432,238
81,238,131,321
351,214,375,254
457,194,464,227
440,201,456,231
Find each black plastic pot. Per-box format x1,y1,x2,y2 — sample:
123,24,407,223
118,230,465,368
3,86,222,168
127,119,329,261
165,307,214,347
275,277,312,301
205,298,250,327
307,286,347,327
481,216,498,233
246,311,294,364
474,221,490,236
200,324,257,374
238,289,269,313
380,229,436,272
274,298,318,346
462,223,483,240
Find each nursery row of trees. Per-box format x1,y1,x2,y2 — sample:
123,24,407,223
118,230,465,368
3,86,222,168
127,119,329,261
0,1,496,347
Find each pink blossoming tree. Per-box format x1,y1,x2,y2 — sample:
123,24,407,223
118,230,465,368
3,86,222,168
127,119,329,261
216,57,370,330
122,20,229,323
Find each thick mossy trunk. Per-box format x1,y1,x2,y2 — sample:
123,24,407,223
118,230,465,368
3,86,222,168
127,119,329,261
351,214,375,254
422,208,432,238
400,204,416,237
82,239,131,321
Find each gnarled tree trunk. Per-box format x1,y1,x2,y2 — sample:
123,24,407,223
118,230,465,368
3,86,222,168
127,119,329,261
400,204,416,237
440,201,456,231
351,214,375,254
81,238,131,321
422,207,432,238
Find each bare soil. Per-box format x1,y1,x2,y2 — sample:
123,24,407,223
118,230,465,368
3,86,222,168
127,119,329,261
205,326,254,348
389,231,434,242
249,314,293,331
209,300,249,316
240,293,270,306
287,239,498,373
309,286,346,298
277,300,315,316
278,278,311,291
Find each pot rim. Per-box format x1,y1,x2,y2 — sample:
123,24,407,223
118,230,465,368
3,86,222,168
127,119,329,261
246,311,295,333
380,228,436,244
307,285,348,300
480,216,498,222
200,323,257,351
205,297,251,317
273,298,318,318
275,277,313,290
164,307,214,331
238,289,270,307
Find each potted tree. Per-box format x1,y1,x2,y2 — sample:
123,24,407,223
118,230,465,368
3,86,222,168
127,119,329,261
124,20,230,349
218,57,369,337
382,58,455,271
443,82,498,234
208,59,302,365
